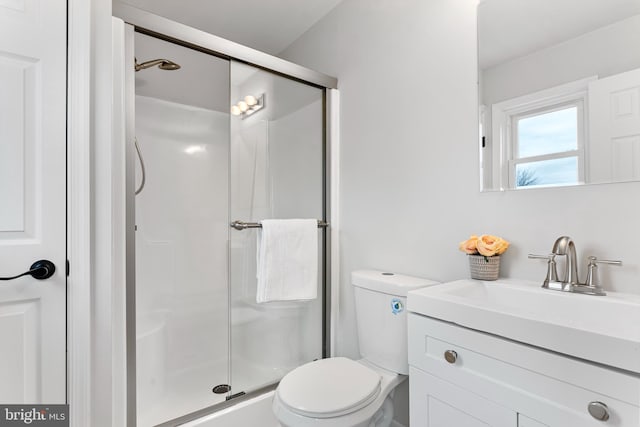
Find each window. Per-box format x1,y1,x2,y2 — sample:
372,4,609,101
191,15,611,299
511,103,583,188
491,77,592,190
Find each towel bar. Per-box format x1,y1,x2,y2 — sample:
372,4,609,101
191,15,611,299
230,220,329,231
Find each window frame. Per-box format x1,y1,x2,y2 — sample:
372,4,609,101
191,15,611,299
491,76,595,190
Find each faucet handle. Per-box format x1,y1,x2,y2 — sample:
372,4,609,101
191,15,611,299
528,253,559,286
528,253,553,260
583,256,622,294
587,256,622,266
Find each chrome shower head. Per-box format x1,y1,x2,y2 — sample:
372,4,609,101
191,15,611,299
135,58,181,72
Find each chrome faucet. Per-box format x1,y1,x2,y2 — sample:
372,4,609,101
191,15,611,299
551,236,579,286
528,236,622,296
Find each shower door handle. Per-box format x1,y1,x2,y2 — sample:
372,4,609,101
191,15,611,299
230,220,329,230
0,260,56,281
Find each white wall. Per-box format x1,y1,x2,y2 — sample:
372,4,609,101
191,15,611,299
280,0,640,424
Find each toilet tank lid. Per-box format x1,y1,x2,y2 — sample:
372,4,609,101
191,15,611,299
352,270,440,297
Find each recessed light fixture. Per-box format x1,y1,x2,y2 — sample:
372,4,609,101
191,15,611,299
231,94,265,119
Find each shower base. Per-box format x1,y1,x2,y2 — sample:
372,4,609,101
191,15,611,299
138,358,285,427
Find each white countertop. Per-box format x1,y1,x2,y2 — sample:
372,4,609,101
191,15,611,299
407,278,640,373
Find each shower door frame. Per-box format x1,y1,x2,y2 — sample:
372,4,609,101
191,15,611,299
115,3,339,426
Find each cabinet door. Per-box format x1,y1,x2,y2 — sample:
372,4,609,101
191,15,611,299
410,367,516,427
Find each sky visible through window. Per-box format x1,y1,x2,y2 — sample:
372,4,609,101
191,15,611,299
516,107,578,187
516,157,578,187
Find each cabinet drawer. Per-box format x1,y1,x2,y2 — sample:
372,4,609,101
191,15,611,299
409,314,640,427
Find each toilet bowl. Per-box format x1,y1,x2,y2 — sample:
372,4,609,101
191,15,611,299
272,271,439,427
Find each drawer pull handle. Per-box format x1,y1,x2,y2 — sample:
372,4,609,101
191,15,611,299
588,401,610,421
444,350,458,364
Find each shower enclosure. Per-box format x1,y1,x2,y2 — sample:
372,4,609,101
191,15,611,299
116,5,337,426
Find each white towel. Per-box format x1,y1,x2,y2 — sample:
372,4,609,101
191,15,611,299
256,219,318,303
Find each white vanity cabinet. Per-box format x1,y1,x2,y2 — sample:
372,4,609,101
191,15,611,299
408,313,640,427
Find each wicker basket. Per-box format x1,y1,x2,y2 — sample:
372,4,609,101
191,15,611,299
468,254,500,280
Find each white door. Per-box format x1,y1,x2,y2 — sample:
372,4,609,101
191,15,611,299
410,368,516,427
0,0,66,403
588,68,640,183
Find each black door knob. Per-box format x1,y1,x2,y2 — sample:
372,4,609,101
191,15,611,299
0,260,56,281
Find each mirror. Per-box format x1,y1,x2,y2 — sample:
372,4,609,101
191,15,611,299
478,0,640,191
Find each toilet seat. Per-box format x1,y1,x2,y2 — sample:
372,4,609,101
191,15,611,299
276,357,381,418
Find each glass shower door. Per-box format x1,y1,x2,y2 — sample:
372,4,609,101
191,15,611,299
133,35,327,423
134,33,231,426
228,60,325,396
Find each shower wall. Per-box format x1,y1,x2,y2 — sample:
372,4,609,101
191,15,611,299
135,95,230,426
135,95,229,368
270,99,324,218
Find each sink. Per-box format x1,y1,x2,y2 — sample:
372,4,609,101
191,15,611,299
407,279,640,373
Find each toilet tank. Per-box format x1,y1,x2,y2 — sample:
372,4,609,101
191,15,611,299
352,270,439,375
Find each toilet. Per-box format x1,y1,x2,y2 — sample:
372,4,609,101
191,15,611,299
272,270,440,427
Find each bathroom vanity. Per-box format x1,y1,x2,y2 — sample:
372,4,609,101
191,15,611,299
407,279,640,426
